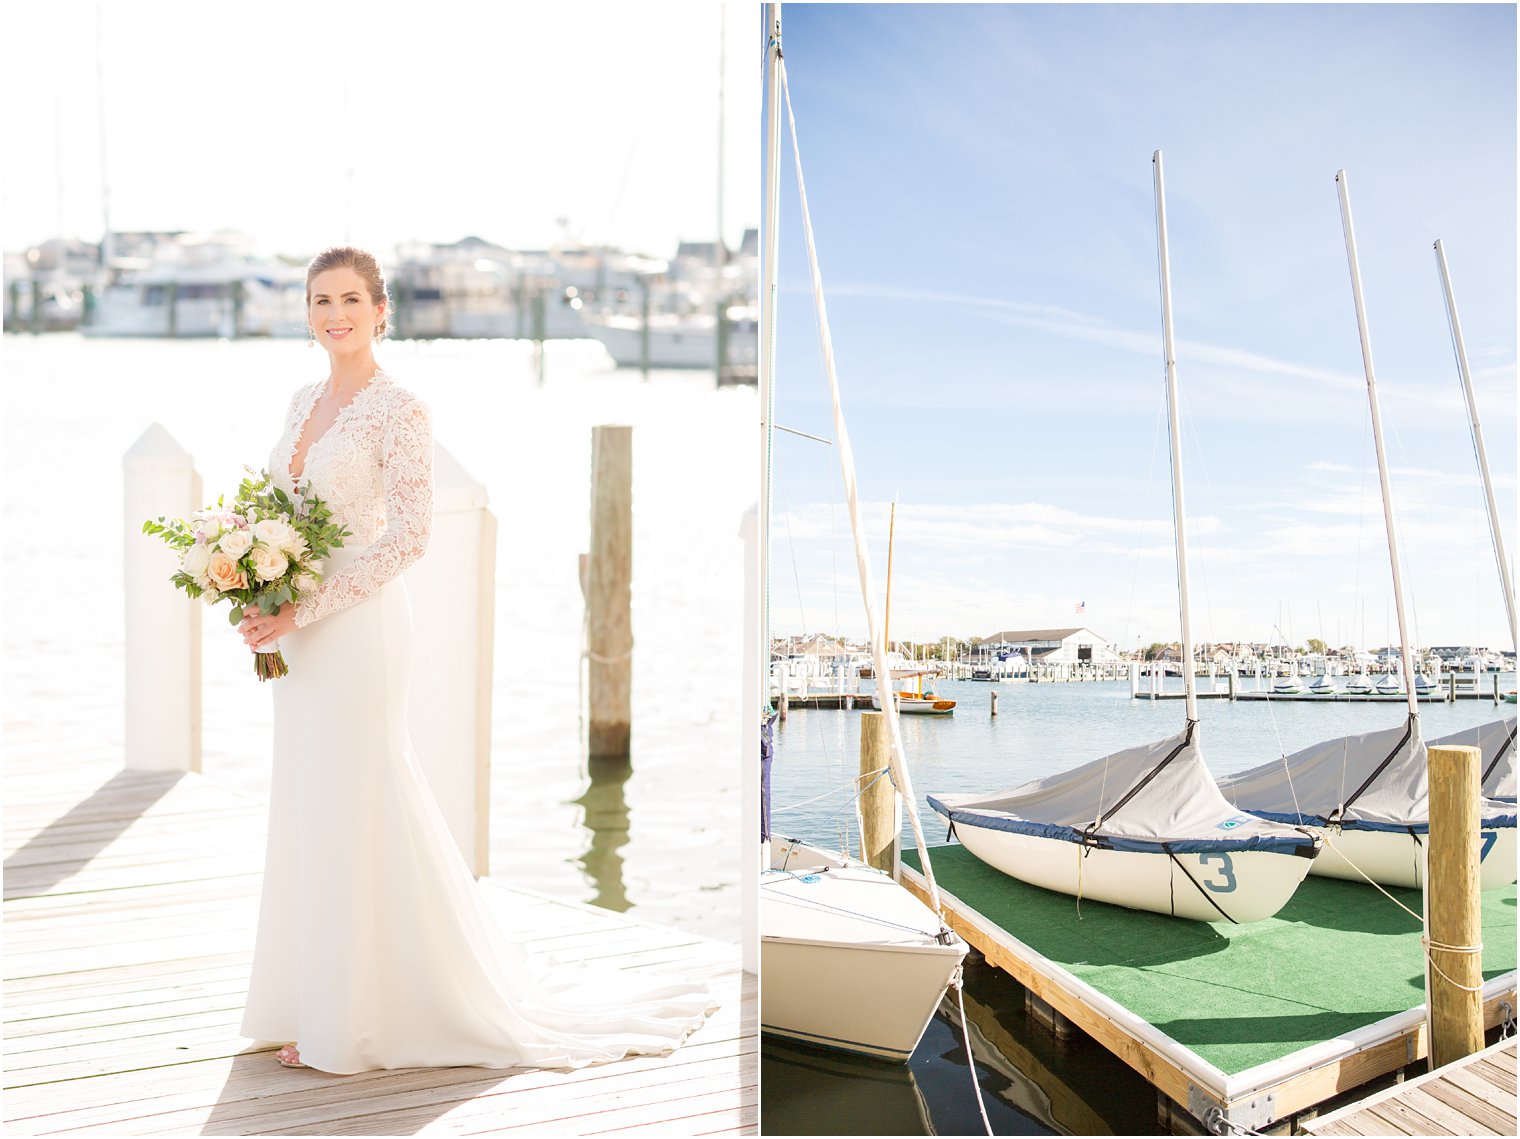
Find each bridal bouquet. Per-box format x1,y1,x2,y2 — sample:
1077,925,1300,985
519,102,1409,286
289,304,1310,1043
142,470,351,681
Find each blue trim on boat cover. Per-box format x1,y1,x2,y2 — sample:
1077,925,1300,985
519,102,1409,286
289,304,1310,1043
1245,809,1517,833
926,796,1318,856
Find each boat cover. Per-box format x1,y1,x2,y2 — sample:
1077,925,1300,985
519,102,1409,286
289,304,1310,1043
928,724,1318,855
1429,717,1516,801
1218,717,1518,831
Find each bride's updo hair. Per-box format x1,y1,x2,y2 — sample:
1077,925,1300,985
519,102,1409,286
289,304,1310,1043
306,246,391,340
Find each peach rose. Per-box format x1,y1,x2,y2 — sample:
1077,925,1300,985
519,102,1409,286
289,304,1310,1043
206,551,247,592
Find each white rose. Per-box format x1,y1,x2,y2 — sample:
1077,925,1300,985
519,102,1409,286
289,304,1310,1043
252,518,297,552
181,543,211,578
217,529,254,559
293,572,320,595
249,543,289,582
201,584,221,604
206,551,247,592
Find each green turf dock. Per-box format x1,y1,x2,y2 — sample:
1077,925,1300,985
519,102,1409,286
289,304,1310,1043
900,845,1517,1133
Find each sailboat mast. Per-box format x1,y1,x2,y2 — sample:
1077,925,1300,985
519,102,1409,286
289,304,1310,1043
1335,171,1419,719
884,499,897,651
759,3,783,711
1151,151,1198,723
1433,239,1517,655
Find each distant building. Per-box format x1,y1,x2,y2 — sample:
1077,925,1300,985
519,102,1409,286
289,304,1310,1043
978,627,1120,665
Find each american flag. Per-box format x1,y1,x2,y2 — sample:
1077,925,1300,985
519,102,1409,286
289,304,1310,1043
1074,601,1085,614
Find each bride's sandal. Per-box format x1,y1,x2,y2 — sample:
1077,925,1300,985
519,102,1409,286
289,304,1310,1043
276,1044,308,1069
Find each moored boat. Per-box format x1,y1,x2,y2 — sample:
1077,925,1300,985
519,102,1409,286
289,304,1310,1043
762,839,967,1060
929,154,1323,926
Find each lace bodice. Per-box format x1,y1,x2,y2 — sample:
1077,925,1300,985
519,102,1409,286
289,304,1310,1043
268,370,433,628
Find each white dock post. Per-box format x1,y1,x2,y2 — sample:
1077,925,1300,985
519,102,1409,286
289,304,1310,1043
1130,661,1140,698
404,443,496,877
123,425,202,773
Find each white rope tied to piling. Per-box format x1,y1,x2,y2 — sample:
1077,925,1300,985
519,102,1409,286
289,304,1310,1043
1319,830,1489,994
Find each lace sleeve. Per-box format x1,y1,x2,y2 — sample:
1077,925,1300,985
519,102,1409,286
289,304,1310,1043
292,393,433,628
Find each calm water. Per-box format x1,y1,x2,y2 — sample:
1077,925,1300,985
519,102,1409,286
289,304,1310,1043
2,333,752,941
765,674,1515,1134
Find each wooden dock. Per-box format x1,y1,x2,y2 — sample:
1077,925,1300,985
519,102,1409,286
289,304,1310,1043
899,846,1516,1135
4,721,755,1137
1303,1038,1516,1136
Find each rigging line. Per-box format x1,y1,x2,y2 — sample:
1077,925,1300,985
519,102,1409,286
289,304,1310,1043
1332,713,1416,822
1123,397,1170,659
1090,719,1197,831
778,55,948,923
950,970,995,1136
770,765,889,814
1482,721,1516,787
775,423,832,445
774,464,811,642
1163,846,1239,924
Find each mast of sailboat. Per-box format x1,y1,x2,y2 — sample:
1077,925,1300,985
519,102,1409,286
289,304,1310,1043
1433,239,1517,656
1151,151,1198,724
1335,171,1420,720
884,499,897,655
759,3,782,714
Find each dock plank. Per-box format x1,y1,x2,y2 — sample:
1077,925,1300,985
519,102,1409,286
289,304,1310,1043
3,722,755,1136
1304,1040,1517,1136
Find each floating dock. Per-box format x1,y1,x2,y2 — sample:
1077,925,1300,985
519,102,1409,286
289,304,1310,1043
900,845,1515,1134
1302,1037,1516,1135
4,721,755,1137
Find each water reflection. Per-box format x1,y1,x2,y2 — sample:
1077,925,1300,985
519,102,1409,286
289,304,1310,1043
761,955,1160,1135
572,755,632,911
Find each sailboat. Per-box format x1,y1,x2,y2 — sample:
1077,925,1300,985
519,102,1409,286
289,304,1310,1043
1217,175,1517,891
928,154,1323,925
757,5,967,1062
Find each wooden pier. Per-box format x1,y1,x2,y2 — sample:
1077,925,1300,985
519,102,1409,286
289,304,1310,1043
1303,1037,1516,1136
4,721,755,1137
899,845,1515,1135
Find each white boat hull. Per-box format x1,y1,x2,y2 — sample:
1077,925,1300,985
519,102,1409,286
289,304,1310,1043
1307,824,1517,890
761,843,966,1061
951,824,1317,923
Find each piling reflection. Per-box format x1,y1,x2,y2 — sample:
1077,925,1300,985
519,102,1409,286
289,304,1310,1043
572,756,632,912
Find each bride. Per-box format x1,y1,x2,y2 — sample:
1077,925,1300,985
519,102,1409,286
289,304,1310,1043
235,246,713,1074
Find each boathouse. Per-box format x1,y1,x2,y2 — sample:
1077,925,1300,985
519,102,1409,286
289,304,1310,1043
979,627,1120,665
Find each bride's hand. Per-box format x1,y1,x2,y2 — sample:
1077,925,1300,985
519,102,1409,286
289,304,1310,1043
240,604,298,650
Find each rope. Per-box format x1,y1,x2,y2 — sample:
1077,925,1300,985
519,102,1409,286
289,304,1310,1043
584,648,632,666
1318,829,1488,994
949,966,994,1136
771,765,890,814
779,56,948,928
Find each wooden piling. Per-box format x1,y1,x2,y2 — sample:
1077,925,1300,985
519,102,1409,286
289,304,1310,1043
1427,744,1484,1070
990,690,999,717
857,710,895,873
586,425,633,759
778,690,788,722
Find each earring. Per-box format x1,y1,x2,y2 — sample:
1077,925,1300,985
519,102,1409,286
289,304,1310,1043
307,326,315,348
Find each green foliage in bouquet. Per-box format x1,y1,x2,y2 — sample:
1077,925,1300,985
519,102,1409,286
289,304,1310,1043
142,469,353,680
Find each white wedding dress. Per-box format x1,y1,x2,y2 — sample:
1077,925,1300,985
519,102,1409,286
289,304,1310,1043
239,370,713,1074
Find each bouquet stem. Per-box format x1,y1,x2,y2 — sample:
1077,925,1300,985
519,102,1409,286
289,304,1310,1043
255,650,289,681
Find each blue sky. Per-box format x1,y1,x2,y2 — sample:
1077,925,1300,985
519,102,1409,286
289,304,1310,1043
767,3,1517,654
